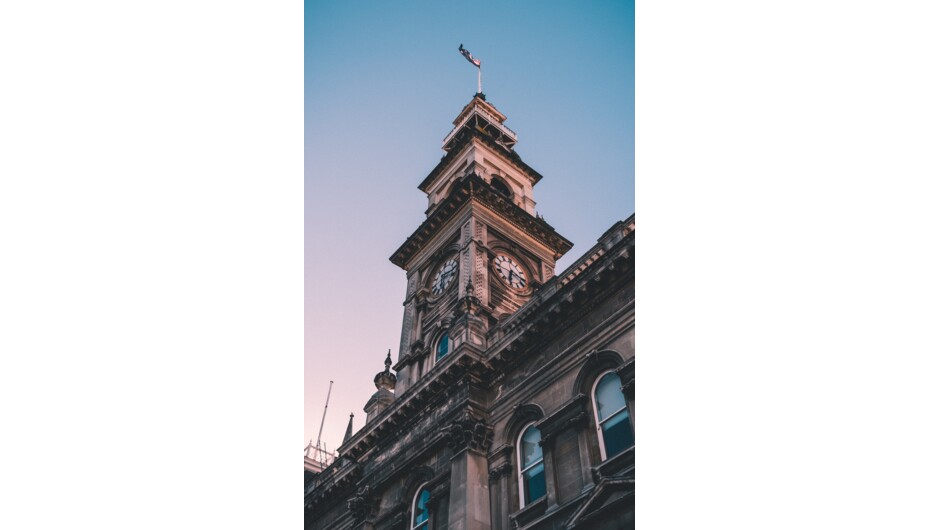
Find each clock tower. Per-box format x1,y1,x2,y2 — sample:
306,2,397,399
390,94,573,393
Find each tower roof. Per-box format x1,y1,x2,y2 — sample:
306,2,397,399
441,94,517,152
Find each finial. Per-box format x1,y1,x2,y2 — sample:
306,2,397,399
305,439,314,457
343,413,354,443
459,277,480,315
374,350,397,391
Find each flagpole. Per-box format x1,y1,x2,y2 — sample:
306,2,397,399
478,65,482,94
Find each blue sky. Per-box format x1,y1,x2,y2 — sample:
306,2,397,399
305,0,634,452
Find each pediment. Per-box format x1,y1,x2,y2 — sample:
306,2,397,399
564,476,635,529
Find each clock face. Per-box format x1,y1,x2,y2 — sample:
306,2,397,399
493,254,527,290
431,258,458,295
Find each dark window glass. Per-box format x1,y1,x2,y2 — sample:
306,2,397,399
523,462,546,504
436,333,450,360
601,409,634,457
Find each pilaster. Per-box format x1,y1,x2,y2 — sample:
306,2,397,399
444,413,494,530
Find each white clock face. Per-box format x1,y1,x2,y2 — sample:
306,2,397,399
431,258,458,295
493,254,527,290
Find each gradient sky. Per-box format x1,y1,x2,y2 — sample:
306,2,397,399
305,0,634,455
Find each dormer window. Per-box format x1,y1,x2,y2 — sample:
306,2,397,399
490,176,512,198
436,332,452,360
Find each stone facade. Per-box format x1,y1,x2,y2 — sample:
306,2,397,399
305,95,635,530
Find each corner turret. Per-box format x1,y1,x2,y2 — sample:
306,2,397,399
364,350,396,423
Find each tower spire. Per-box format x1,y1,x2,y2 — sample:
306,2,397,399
343,413,354,443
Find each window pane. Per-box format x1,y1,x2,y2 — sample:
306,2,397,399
413,489,430,525
523,462,546,504
436,333,449,360
595,372,627,421
601,409,634,457
520,426,543,468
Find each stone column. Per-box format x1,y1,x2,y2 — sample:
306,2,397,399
577,429,595,490
537,437,560,510
487,458,512,530
444,413,494,530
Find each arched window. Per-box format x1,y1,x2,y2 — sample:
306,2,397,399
411,484,431,530
491,177,512,197
517,424,546,507
592,371,634,460
436,332,451,360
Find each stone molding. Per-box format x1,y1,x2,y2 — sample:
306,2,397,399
616,356,635,401
537,394,591,446
488,462,513,484
391,173,572,269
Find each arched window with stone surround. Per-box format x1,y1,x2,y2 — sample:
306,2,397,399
436,331,452,361
592,370,634,460
517,424,547,507
490,176,512,198
411,483,431,530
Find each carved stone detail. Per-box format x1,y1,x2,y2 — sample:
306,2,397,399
488,462,512,483
347,484,374,521
442,412,493,454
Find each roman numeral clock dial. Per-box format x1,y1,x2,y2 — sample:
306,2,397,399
431,258,458,295
493,254,527,290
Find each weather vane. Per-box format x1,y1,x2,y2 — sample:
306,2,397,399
458,43,483,95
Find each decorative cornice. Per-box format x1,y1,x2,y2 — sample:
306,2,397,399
390,174,571,270
487,232,634,376
304,459,362,510
537,394,591,445
341,348,490,460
